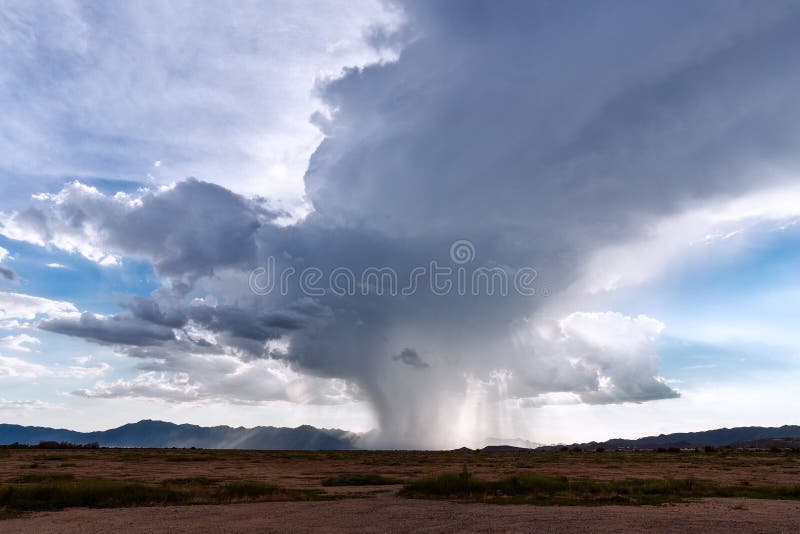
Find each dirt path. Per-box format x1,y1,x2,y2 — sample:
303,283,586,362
3,494,800,533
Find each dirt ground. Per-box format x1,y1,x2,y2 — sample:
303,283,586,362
2,448,800,532
4,448,800,488
2,494,800,533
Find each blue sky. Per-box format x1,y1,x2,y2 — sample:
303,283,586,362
1,0,800,447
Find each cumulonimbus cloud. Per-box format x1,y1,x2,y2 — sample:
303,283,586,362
4,0,800,447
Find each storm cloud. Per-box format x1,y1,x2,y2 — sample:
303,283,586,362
3,0,800,447
40,312,177,346
393,349,430,369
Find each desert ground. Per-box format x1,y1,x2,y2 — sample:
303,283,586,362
2,448,800,532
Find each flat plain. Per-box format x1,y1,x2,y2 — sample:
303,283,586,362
2,448,800,532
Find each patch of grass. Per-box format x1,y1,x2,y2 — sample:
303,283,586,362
400,467,800,505
0,478,184,512
0,476,329,516
321,473,399,486
161,477,218,486
215,480,325,502
217,480,282,500
8,473,75,483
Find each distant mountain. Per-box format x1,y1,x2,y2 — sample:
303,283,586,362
485,437,542,449
0,420,358,450
6,421,800,451
482,445,531,451
535,425,800,451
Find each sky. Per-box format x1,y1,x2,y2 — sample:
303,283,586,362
1,0,800,448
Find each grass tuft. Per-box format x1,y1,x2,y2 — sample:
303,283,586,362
161,477,218,486
321,473,399,486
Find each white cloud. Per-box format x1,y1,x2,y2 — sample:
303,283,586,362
577,182,800,294
510,311,677,406
0,0,402,216
0,355,50,378
0,333,40,352
0,291,78,321
46,263,67,269
75,354,357,406
0,354,109,379
0,245,16,282
527,373,800,445
558,312,665,354
61,361,111,379
0,398,61,412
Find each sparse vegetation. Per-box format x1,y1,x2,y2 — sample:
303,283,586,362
0,478,184,514
321,473,399,486
216,480,283,500
0,473,328,517
0,442,99,450
8,473,75,483
400,467,800,505
3,448,800,519
161,477,217,486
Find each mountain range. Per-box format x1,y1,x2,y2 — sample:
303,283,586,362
3,421,800,450
535,425,800,451
0,420,357,450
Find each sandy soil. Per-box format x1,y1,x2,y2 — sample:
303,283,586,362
2,493,799,533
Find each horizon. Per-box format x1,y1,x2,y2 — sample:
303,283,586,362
2,0,800,449
7,418,800,450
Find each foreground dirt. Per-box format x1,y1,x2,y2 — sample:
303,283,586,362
2,449,800,532
2,493,799,533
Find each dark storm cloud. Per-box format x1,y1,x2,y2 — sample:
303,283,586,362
393,348,429,368
308,0,800,243
122,296,188,328
186,305,306,341
2,179,273,282
40,312,176,346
